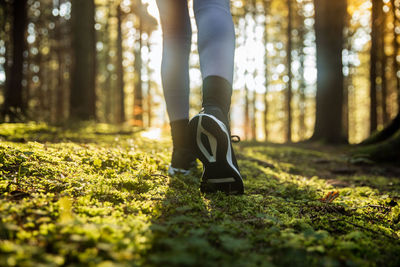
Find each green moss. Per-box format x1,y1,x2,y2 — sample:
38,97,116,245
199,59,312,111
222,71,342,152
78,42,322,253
0,123,399,266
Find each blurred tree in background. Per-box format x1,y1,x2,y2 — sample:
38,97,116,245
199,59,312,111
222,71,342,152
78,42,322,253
1,0,27,121
70,0,96,120
311,0,347,144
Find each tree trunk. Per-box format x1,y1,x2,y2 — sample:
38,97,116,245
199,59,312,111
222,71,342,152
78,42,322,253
391,0,400,106
251,0,257,141
251,91,257,140
146,39,152,128
342,10,352,141
369,0,382,134
36,12,47,121
89,2,97,120
104,8,113,123
263,0,269,141
244,83,250,140
133,16,143,126
298,28,306,140
380,11,389,125
355,129,400,162
243,11,250,140
286,0,293,142
2,0,28,122
116,4,125,124
70,0,96,120
311,0,347,143
55,0,65,123
147,77,152,127
360,112,400,145
0,0,9,101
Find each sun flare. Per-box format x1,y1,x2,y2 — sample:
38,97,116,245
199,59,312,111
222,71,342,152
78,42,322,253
141,127,162,140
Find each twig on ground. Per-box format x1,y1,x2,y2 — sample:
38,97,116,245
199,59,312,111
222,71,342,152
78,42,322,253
151,173,169,179
329,218,399,241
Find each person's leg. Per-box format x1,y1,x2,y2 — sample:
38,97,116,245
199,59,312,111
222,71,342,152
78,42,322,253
157,0,192,121
194,0,235,115
189,0,244,194
156,0,196,174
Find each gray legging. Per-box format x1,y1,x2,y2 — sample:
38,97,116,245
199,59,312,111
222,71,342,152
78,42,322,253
156,0,235,122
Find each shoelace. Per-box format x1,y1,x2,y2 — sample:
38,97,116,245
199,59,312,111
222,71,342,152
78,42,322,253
231,135,241,143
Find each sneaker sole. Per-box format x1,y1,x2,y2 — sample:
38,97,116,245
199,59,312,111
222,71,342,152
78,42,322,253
188,114,244,195
168,165,191,176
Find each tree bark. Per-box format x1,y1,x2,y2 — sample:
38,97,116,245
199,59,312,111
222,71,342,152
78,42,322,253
286,0,293,142
145,37,153,127
133,16,143,126
70,0,96,120
342,10,352,141
55,0,65,122
380,11,389,125
391,0,400,106
2,0,28,122
104,7,113,123
298,23,306,140
369,0,382,134
244,83,250,140
116,4,126,124
263,0,269,141
0,0,9,101
311,0,347,143
360,112,400,145
243,10,250,139
356,128,400,162
251,0,257,141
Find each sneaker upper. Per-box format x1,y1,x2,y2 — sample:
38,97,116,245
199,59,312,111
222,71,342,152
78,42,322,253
201,105,230,131
171,148,197,170
169,119,197,173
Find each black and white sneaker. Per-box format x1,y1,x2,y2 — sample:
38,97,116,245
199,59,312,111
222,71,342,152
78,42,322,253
188,106,244,194
168,119,197,176
168,148,197,176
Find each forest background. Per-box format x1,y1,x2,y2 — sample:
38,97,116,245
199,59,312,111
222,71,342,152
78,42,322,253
1,0,399,153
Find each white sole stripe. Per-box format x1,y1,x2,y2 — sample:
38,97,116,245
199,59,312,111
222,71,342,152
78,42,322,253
168,165,190,176
196,116,217,163
207,177,236,183
196,114,243,182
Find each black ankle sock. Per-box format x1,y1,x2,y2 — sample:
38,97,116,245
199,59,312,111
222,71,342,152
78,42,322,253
202,76,232,115
170,119,190,149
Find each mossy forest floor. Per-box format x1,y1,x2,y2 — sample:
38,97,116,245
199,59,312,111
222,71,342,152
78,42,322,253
0,123,400,266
